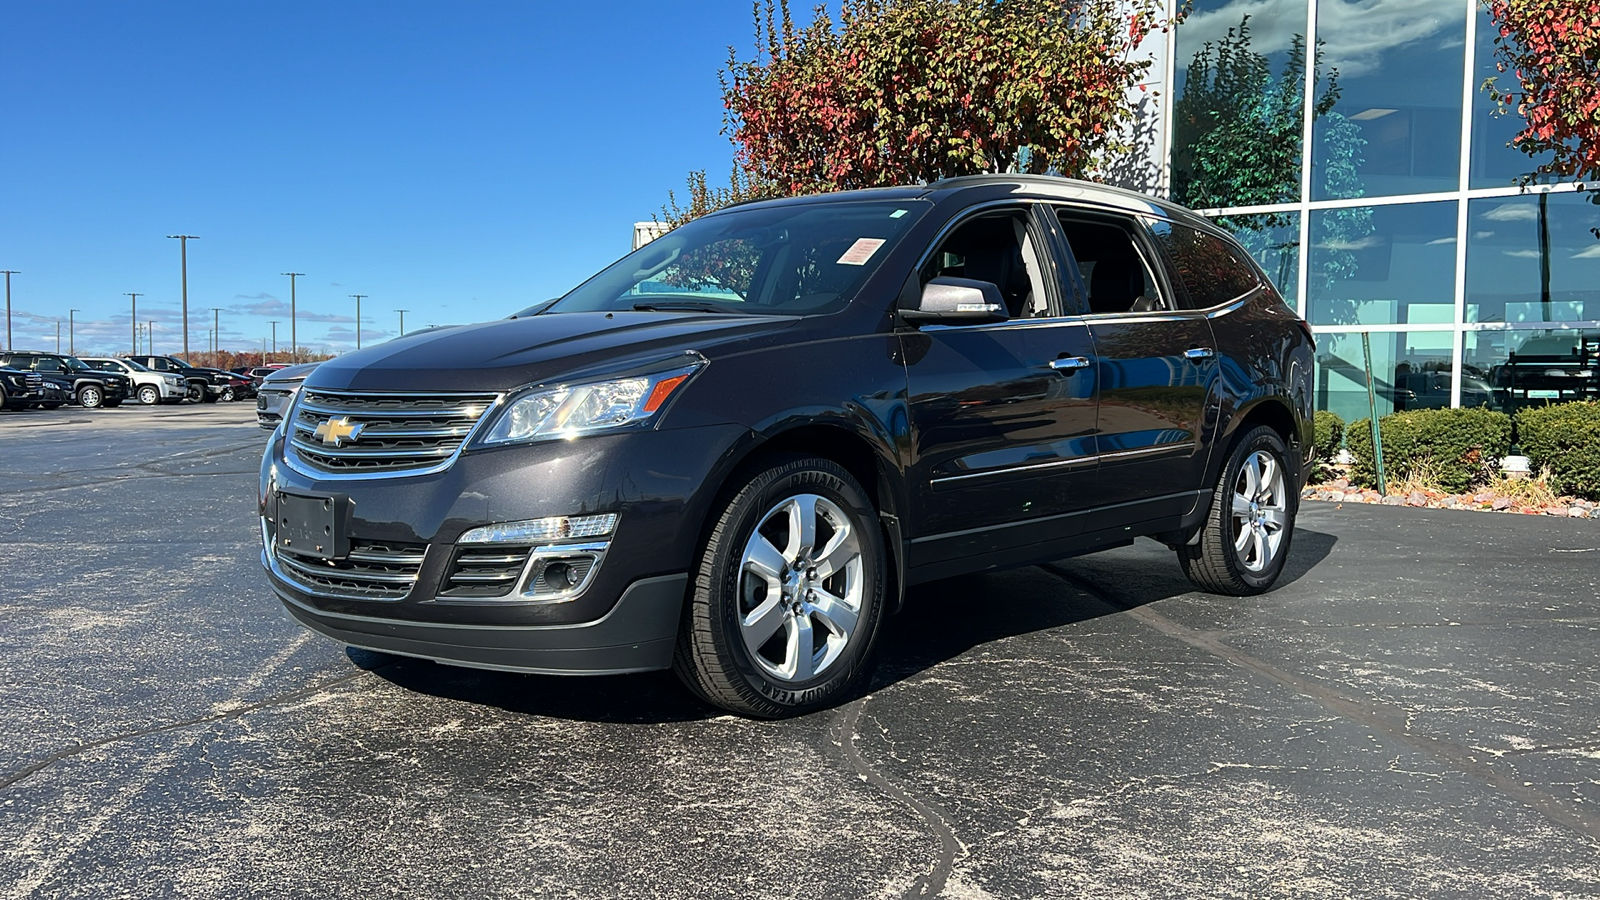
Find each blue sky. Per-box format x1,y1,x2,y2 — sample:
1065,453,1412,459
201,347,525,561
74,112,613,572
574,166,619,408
0,1,759,357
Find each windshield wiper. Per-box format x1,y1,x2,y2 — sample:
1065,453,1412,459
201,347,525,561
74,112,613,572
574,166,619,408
631,301,744,314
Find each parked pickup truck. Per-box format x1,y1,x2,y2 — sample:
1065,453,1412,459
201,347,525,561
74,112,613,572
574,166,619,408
0,351,131,408
82,357,188,406
125,355,223,403
0,365,46,410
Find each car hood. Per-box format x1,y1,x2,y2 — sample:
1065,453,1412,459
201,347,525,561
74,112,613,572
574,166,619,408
306,311,801,393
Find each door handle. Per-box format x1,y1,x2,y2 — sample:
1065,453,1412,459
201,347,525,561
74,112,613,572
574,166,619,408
1184,347,1216,362
1048,356,1092,372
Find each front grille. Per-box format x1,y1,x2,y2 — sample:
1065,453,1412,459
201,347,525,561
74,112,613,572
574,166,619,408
274,539,427,599
23,373,42,391
439,546,534,598
287,389,499,476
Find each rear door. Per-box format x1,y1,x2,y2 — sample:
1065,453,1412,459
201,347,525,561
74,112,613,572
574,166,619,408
903,203,1100,564
1051,208,1220,524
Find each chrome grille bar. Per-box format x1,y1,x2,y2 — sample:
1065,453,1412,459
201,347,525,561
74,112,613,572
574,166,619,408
285,388,501,478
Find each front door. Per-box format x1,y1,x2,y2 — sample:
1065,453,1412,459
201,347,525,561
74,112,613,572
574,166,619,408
903,204,1100,566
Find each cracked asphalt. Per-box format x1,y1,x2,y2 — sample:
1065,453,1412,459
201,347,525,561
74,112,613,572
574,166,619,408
2,403,1598,899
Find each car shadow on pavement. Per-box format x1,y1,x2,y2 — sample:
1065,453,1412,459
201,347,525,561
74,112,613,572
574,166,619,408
353,528,1336,723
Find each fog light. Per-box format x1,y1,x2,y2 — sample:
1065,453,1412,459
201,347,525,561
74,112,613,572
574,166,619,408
458,514,617,544
522,549,604,599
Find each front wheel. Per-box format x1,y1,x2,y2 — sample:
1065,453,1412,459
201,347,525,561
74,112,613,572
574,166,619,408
1178,425,1297,595
77,385,103,408
137,385,160,405
220,387,235,402
674,455,885,718
185,381,205,403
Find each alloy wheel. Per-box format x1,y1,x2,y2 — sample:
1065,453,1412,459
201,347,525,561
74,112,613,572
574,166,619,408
78,386,102,408
138,385,160,405
1231,449,1287,573
737,493,864,683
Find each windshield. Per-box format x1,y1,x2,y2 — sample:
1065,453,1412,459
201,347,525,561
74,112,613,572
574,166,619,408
120,359,151,372
539,199,930,317
63,356,93,372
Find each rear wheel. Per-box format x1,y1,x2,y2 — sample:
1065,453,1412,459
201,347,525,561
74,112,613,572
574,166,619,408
1178,425,1296,595
77,385,103,408
137,385,160,405
220,386,235,402
674,455,885,718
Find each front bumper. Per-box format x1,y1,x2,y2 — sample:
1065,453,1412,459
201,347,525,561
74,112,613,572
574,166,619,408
271,568,687,674
259,422,748,671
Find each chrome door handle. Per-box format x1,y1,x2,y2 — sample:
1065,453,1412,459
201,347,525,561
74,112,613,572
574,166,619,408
1048,356,1092,372
1184,347,1216,362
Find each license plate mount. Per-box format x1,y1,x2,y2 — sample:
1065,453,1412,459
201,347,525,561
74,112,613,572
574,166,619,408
275,492,348,560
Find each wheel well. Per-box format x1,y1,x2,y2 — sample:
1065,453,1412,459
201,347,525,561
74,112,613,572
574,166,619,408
713,424,905,610
1237,398,1298,450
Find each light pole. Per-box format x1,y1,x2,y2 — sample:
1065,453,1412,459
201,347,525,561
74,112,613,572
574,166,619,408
349,294,367,349
210,307,223,356
395,309,409,336
167,235,199,358
269,320,279,361
281,273,303,362
55,320,61,353
125,292,143,355
1,270,18,351
69,309,79,355
148,321,155,355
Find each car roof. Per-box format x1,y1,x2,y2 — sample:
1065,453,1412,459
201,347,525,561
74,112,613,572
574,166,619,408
707,174,1210,228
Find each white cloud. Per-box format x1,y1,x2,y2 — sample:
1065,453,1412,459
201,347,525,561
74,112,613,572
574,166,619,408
1572,244,1600,259
1317,236,1384,250
1425,237,1457,245
1482,204,1538,222
1179,0,1463,78
1503,249,1541,258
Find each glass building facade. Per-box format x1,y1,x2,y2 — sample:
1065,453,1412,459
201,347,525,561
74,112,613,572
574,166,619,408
1151,0,1600,422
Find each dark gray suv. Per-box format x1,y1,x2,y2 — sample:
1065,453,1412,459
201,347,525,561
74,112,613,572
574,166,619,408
260,175,1314,716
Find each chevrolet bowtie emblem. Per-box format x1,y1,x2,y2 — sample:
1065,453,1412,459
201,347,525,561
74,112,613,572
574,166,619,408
313,416,364,447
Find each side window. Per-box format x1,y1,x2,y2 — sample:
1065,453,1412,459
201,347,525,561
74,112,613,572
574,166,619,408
1056,214,1167,315
922,209,1052,319
1146,221,1261,308
37,358,63,372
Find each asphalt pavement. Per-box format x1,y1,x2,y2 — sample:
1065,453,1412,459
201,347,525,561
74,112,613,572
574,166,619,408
1,404,1597,899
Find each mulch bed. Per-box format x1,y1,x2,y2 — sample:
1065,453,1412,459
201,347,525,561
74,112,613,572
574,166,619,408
1302,477,1600,519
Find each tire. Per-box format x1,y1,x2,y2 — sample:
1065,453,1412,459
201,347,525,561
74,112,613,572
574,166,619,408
185,381,205,403
77,385,103,409
220,387,235,402
137,385,160,405
674,454,886,718
1178,425,1297,595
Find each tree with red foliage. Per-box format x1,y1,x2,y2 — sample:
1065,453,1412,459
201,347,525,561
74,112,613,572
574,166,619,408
675,0,1172,214
1485,0,1600,181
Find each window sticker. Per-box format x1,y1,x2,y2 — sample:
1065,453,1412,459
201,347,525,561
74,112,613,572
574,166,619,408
836,237,887,266
890,209,908,218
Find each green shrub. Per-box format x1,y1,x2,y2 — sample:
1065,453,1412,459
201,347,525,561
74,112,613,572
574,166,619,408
1347,407,1511,493
1313,410,1344,460
1516,401,1600,500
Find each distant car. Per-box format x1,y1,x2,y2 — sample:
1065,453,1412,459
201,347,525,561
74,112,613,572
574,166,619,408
255,363,317,429
194,367,256,402
1489,334,1600,399
0,365,46,410
126,355,222,403
0,351,131,408
82,357,187,406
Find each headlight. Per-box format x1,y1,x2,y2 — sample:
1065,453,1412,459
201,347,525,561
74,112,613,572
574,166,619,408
476,362,702,446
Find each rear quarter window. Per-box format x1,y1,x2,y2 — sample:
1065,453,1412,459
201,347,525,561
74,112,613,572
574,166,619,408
1147,221,1261,309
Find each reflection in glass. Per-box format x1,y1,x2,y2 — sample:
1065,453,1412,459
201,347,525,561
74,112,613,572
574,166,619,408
1311,0,1465,200
1315,330,1456,422
1463,329,1600,412
1471,6,1554,187
1215,212,1300,305
1307,201,1455,326
1172,0,1315,211
1465,191,1600,324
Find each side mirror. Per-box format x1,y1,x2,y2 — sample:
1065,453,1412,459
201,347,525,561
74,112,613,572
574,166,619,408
900,277,1009,325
